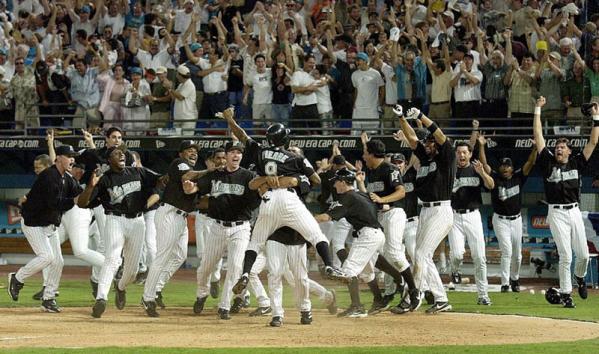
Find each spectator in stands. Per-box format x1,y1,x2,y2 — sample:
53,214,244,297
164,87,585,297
562,60,590,126
227,44,244,119
419,29,451,126
271,63,292,125
150,66,172,129
0,48,14,82
536,51,565,126
97,55,128,129
556,37,576,81
0,66,12,129
97,0,128,36
11,54,39,131
125,0,145,29
585,57,599,103
200,46,229,120
312,64,333,134
129,30,176,73
291,54,322,131
451,53,482,133
184,40,207,117
391,38,426,112
169,65,196,136
65,52,101,129
122,67,151,135
507,52,536,133
351,51,383,134
245,54,272,126
68,3,101,56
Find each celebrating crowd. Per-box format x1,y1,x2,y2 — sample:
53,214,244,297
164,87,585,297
0,0,598,135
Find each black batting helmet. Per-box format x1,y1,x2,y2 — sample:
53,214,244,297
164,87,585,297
415,128,431,141
266,123,290,147
545,287,561,305
329,168,356,184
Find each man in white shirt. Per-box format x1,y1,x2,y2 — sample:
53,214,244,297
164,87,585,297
129,30,175,73
169,65,197,136
245,54,272,125
380,58,398,131
174,0,201,34
198,47,229,120
290,54,325,131
450,53,482,131
351,52,384,135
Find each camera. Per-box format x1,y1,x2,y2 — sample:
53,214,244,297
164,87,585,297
580,102,598,117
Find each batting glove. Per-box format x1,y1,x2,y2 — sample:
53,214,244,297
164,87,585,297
406,107,422,120
392,104,404,117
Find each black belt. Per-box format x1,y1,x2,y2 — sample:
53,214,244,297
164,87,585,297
455,208,477,214
422,201,447,207
105,211,143,218
430,101,449,105
205,91,226,96
407,216,418,222
214,219,246,227
497,214,521,220
483,98,506,103
267,188,296,194
159,203,189,217
552,203,578,210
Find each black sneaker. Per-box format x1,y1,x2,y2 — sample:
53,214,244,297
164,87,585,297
561,294,576,308
218,308,231,320
424,290,435,305
41,299,62,313
425,302,452,314
115,264,124,280
33,286,45,301
135,271,148,285
510,279,521,293
90,279,99,299
230,297,244,314
92,299,107,318
336,307,355,318
210,281,220,299
409,289,422,311
325,266,350,282
193,296,207,314
249,306,272,317
7,273,23,301
326,289,338,315
141,298,159,317
368,298,390,315
451,272,462,284
389,298,410,315
156,291,166,309
576,277,588,299
300,311,312,324
501,285,509,293
346,306,368,318
114,280,126,310
270,316,283,327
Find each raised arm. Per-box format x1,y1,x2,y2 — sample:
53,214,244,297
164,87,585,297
395,106,419,150
473,159,494,190
221,107,250,143
533,96,546,152
477,133,492,175
522,145,537,176
583,104,599,161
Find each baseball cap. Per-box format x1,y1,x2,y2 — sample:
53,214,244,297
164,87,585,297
73,162,85,170
329,168,356,183
81,5,91,14
548,51,561,61
155,66,167,74
389,153,406,163
0,48,7,56
356,52,369,62
177,64,191,76
55,145,80,157
224,141,244,153
331,155,346,165
179,140,200,152
190,43,202,52
536,40,548,51
499,157,513,167
442,10,454,21
129,66,143,75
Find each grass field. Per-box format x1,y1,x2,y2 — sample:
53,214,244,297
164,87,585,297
1,276,598,352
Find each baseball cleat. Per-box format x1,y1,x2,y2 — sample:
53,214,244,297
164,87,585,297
425,302,452,314
424,290,435,305
575,277,588,299
230,297,244,314
41,299,62,313
210,281,220,299
217,308,231,320
390,298,410,315
477,296,492,306
193,296,207,314
326,289,338,315
269,316,283,327
114,280,126,310
501,285,510,293
7,273,23,301
409,289,423,311
451,272,462,284
141,298,159,317
32,286,45,301
232,275,249,295
561,294,576,308
156,291,166,309
300,311,313,325
510,279,521,293
243,294,250,308
368,298,390,315
325,266,350,282
135,271,148,285
249,306,272,317
345,306,368,318
90,279,99,299
92,299,107,318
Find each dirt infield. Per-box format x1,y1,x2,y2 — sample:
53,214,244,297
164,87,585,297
1,307,598,349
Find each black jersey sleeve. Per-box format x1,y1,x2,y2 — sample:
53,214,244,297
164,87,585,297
573,152,590,170
328,199,350,221
414,142,428,161
196,173,213,196
537,147,553,174
388,165,403,189
437,139,454,165
245,138,261,164
86,175,109,209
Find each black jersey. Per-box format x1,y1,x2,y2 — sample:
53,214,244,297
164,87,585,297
402,166,418,218
245,139,315,178
365,161,404,209
317,169,339,212
76,146,135,184
87,167,159,215
451,164,483,210
491,169,527,216
198,167,259,222
162,158,197,213
413,139,456,202
21,165,83,227
538,147,587,204
328,190,382,235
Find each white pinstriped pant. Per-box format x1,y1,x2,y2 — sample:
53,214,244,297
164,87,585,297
378,208,410,273
547,205,589,294
92,205,107,258
143,204,188,301
492,213,523,286
413,203,453,303
266,241,311,318
384,216,420,296
320,218,352,268
195,212,222,283
248,189,328,254
342,227,385,283
448,209,489,297
139,210,157,273
96,214,145,300
196,220,250,310
16,222,63,300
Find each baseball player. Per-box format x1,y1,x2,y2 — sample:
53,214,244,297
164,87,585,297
480,135,537,293
395,105,455,314
533,97,598,307
141,141,207,317
447,141,494,305
8,145,83,313
219,107,346,283
77,145,160,318
315,168,407,318
188,141,260,320
357,135,421,314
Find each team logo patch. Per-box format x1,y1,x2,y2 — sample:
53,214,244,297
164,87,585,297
178,163,191,171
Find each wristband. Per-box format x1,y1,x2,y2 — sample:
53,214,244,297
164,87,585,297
534,107,541,115
417,112,423,120
593,115,599,122
427,122,439,135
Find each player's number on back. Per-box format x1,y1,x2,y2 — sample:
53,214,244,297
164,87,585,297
265,161,278,176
